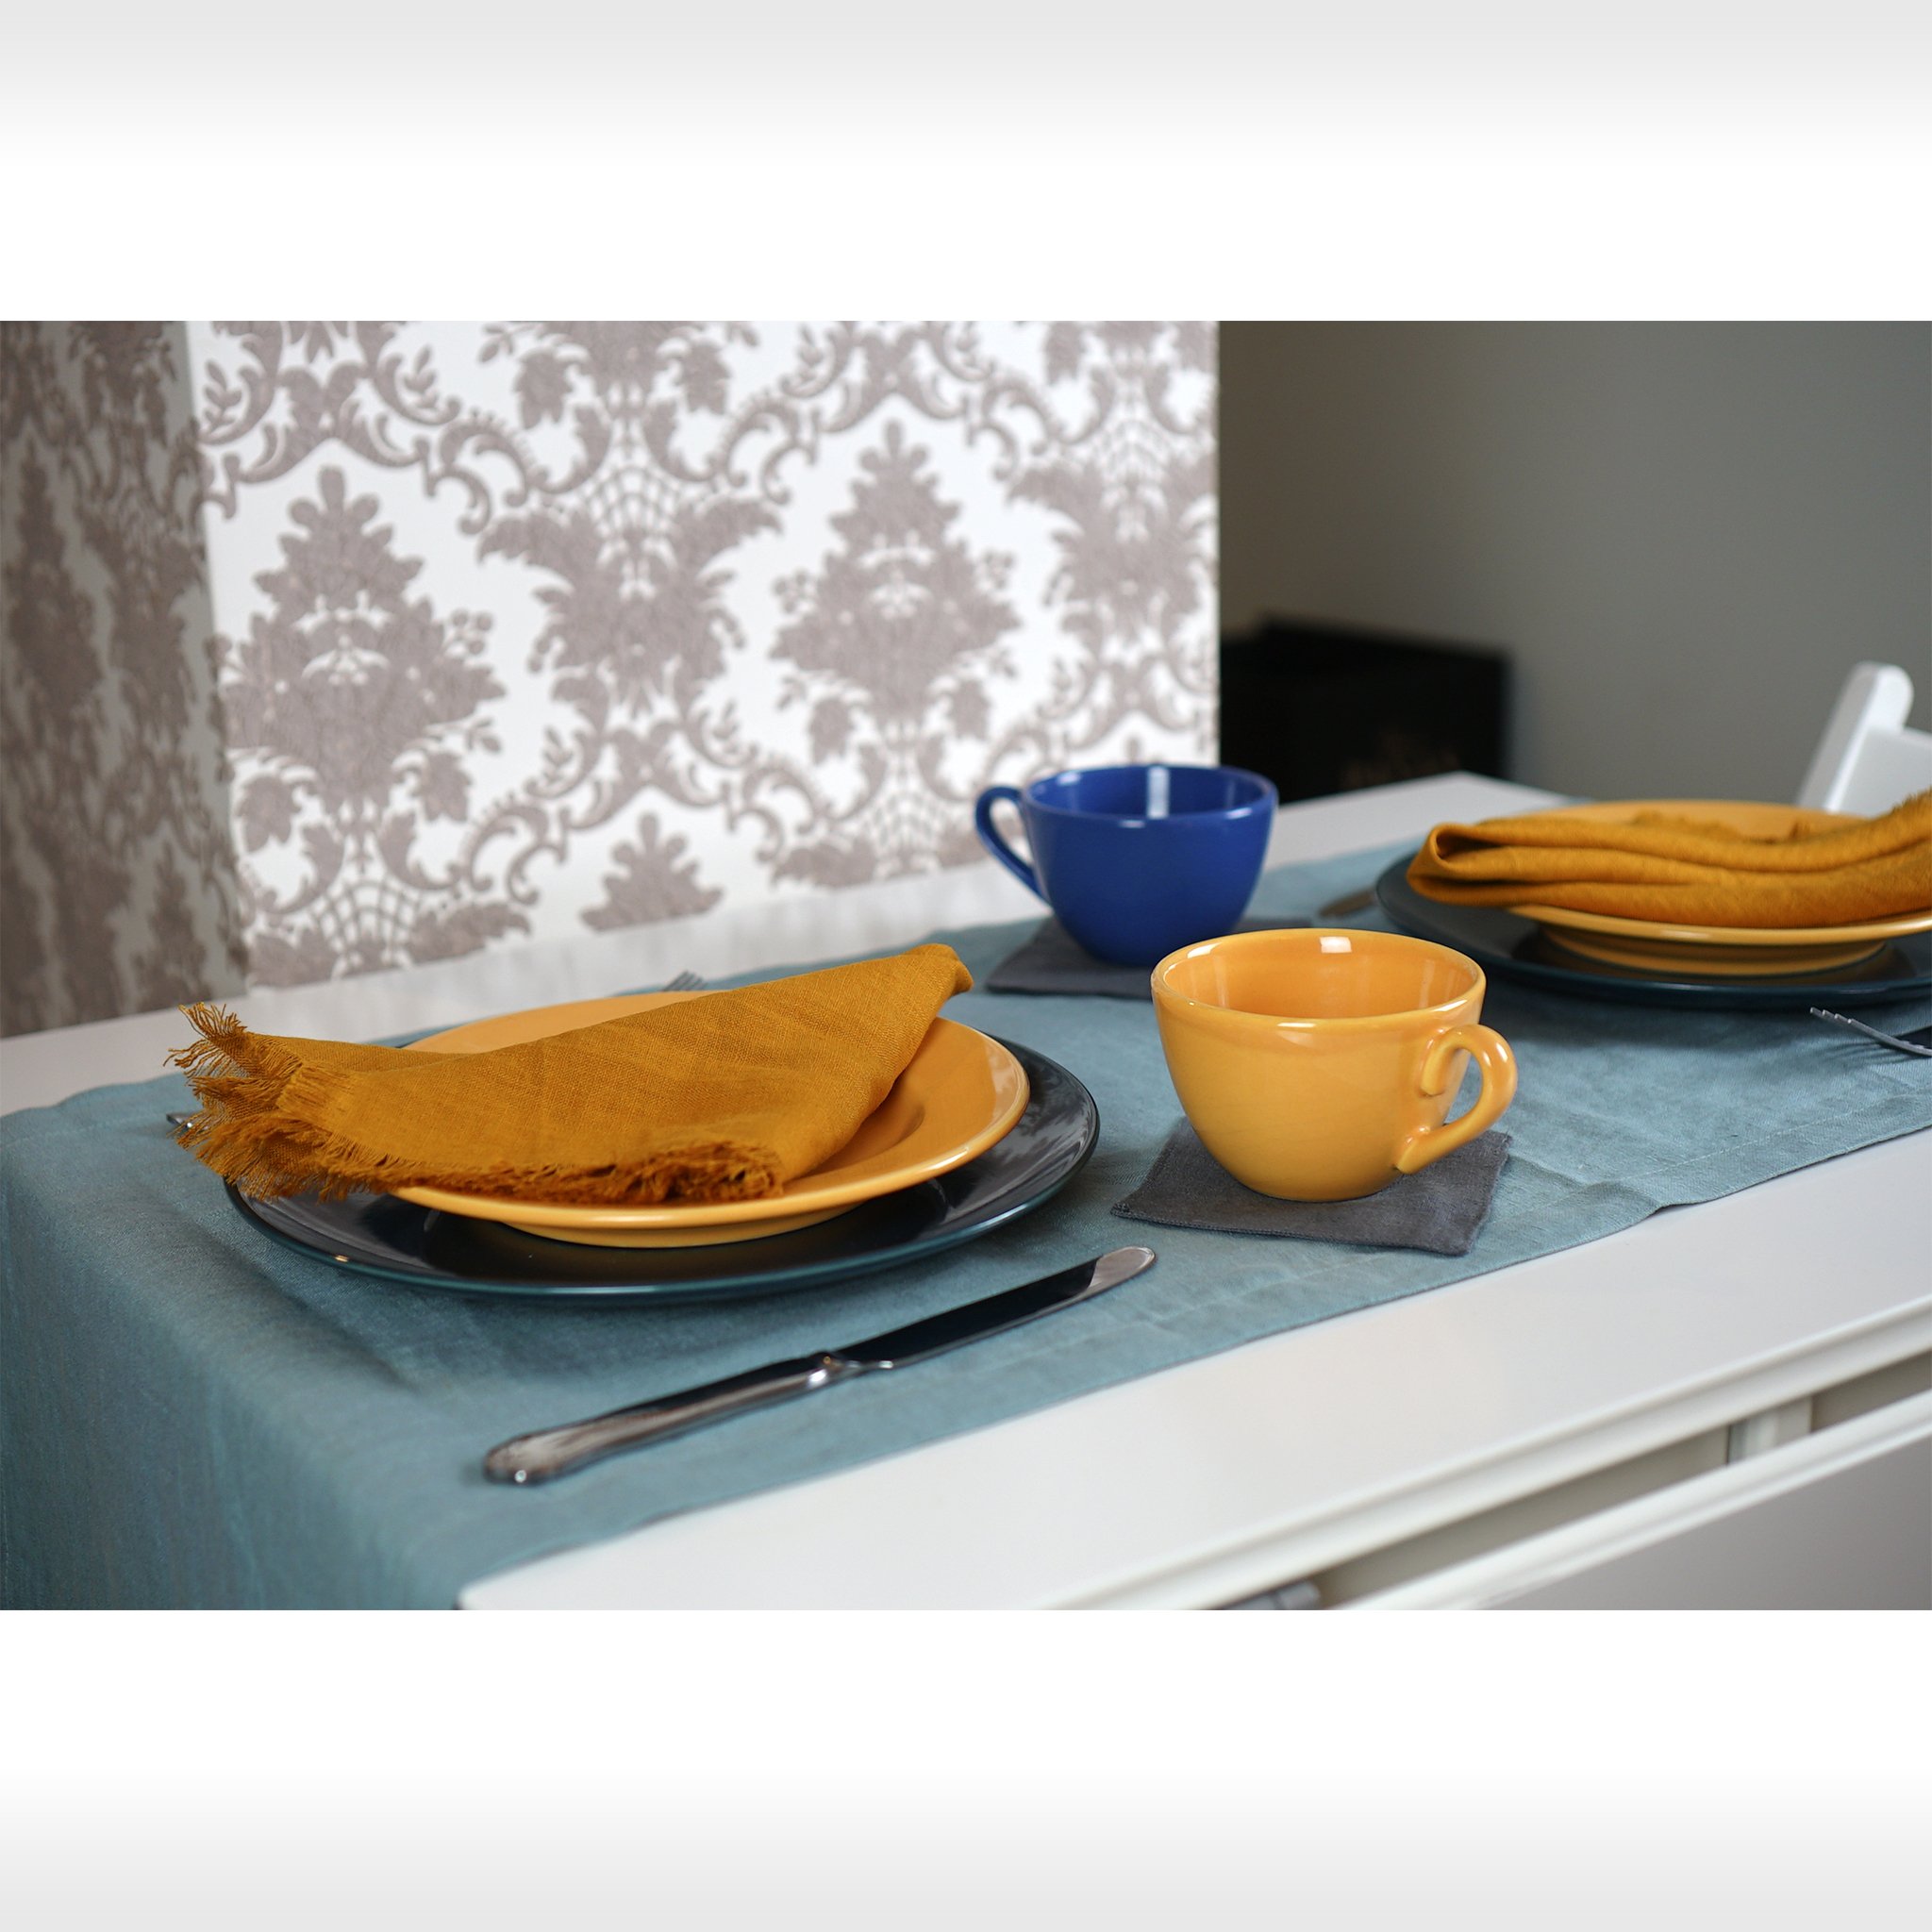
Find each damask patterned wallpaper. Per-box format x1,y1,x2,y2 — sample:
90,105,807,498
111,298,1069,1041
1,322,1218,1036
1,324,244,1036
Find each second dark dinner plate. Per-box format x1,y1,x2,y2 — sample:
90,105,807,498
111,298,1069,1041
1376,858,1932,1010
230,1039,1097,1304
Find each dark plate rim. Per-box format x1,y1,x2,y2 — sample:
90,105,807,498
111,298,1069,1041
227,1037,1099,1303
1374,855,1932,1009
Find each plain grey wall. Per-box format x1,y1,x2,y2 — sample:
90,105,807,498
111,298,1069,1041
1221,323,1930,800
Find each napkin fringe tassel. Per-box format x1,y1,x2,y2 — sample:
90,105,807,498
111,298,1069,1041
167,1004,779,1205
168,1003,393,1200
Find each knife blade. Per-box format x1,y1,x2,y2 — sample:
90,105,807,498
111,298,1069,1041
483,1245,1157,1485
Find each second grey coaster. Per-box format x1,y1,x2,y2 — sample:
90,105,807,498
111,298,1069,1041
1113,1120,1512,1257
986,914,1308,1000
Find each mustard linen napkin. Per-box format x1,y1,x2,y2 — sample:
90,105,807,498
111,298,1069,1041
1406,792,1932,925
170,944,973,1204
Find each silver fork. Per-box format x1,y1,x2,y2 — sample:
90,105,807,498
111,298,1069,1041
166,971,710,1126
1809,1008,1932,1058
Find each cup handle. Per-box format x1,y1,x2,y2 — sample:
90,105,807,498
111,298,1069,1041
973,785,1045,902
1395,1023,1518,1175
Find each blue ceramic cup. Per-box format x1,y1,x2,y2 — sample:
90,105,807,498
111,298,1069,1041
974,763,1277,967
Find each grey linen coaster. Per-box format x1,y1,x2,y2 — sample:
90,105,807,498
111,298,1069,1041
1113,1119,1512,1257
986,915,1308,1000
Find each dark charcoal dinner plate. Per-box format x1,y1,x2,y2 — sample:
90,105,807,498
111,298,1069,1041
1376,857,1932,1010
230,1039,1097,1304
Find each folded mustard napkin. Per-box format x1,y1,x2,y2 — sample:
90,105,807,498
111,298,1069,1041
1406,792,1932,925
170,944,973,1204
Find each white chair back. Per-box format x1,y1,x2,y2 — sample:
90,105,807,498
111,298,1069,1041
1796,662,1932,814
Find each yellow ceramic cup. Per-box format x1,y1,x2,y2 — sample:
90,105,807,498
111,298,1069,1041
1151,927,1518,1202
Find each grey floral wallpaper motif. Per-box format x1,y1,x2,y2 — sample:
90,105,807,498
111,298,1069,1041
216,464,524,983
0,324,243,1035
192,321,1217,982
1,323,1216,1033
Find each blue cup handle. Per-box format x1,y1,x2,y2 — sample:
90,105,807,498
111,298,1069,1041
973,786,1044,902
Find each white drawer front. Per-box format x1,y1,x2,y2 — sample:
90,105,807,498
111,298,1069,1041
1356,1393,1932,1611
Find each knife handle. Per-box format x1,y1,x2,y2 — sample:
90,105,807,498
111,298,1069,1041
484,1353,860,1485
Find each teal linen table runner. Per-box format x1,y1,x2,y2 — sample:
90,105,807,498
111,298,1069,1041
5,843,1929,1607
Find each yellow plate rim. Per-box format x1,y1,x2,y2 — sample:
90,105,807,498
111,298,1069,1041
1504,799,1932,946
389,993,1028,1232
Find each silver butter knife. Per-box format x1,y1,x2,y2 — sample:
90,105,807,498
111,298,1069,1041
484,1244,1158,1485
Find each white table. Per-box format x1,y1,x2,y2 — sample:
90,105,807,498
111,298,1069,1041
7,775,1928,1608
